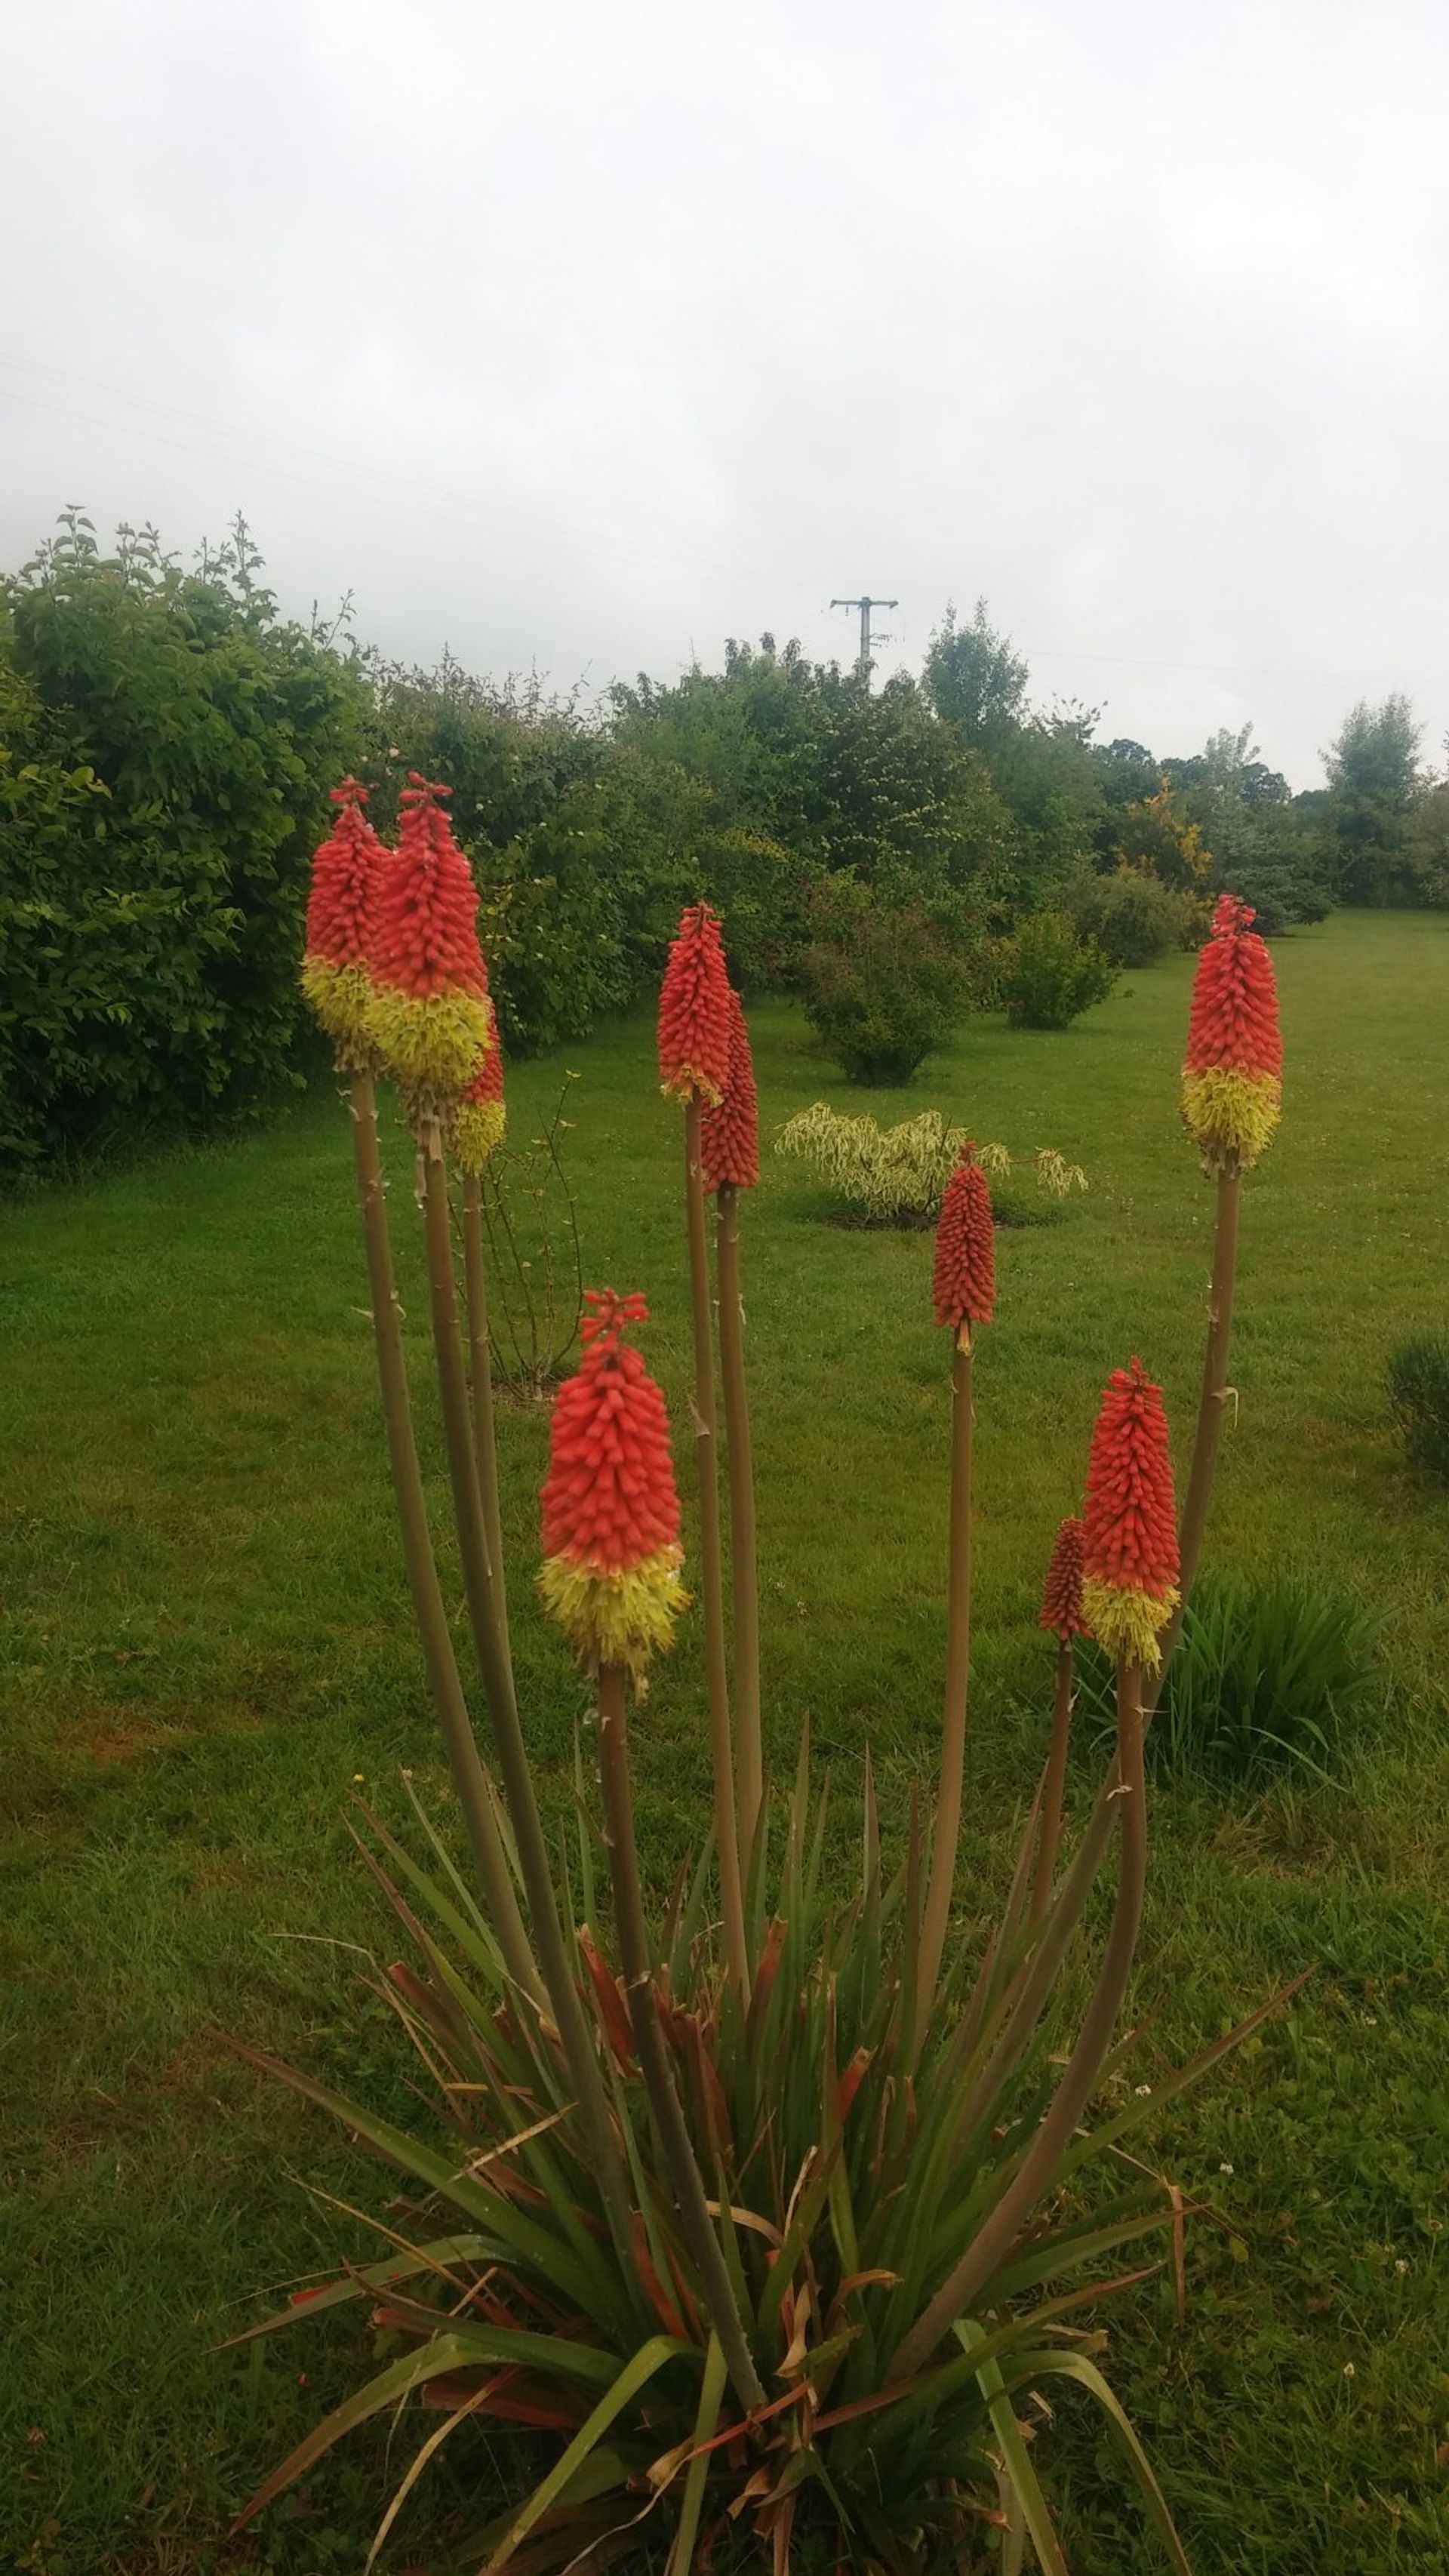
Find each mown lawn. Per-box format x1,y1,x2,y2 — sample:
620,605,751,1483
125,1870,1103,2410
3,910,1448,2574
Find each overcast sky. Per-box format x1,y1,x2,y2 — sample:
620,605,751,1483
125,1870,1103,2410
5,0,1446,786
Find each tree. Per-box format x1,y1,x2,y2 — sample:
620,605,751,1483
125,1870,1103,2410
921,599,1029,743
1321,694,1423,903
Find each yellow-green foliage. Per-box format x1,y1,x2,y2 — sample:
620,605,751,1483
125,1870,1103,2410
774,1101,1087,1225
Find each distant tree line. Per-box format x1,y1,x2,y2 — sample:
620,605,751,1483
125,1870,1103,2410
2,515,1444,1176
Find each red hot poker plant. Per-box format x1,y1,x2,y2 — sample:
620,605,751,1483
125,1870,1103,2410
931,1143,996,1343
300,778,384,1069
1039,1513,1089,1642
1181,894,1282,1176
537,1289,686,1685
704,986,764,1851
700,986,759,1191
657,902,733,1106
242,784,1301,2576
367,773,492,1124
1161,894,1284,1701
454,998,506,1176
920,1145,995,2008
1081,1358,1180,1673
657,904,749,1997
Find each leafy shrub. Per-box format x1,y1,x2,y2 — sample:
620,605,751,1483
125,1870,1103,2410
1063,866,1189,965
775,1100,1086,1226
1079,1574,1380,1788
1,512,368,1178
1387,1333,1449,1481
798,876,971,1081
1001,907,1117,1029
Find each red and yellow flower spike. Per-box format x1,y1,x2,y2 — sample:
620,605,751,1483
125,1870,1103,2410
700,987,759,1191
1081,1359,1180,1670
300,779,384,1069
454,999,506,1175
537,1289,687,1685
1039,1515,1091,1642
1181,894,1283,1173
658,903,733,1105
366,774,492,1123
932,1144,996,1346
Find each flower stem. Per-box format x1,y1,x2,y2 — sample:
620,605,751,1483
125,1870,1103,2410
461,1171,511,1668
1030,1639,1076,1928
595,1664,766,2416
1149,1166,1241,1707
715,1183,763,1869
682,1101,749,2004
417,1125,635,2260
892,1660,1147,2377
919,1335,974,2009
346,1076,540,2005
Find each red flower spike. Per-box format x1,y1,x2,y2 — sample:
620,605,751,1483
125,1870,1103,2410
300,779,386,1063
453,999,506,1174
1180,892,1283,1172
1081,1359,1180,1669
932,1146,996,1337
538,1290,686,1679
1038,1516,1090,1641
365,773,492,1117
303,779,380,974
700,988,759,1190
369,774,489,1005
658,903,733,1105
1184,896,1282,1081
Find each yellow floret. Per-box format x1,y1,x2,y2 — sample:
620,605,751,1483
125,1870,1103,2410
537,1547,687,1685
1081,1577,1179,1673
300,959,377,1068
366,986,492,1121
1180,1066,1281,1174
452,1097,507,1175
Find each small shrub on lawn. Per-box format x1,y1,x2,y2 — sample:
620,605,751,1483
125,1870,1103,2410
1078,1574,1380,1790
775,1099,1086,1226
1386,1332,1449,1482
1001,908,1118,1029
798,876,969,1081
1063,867,1191,967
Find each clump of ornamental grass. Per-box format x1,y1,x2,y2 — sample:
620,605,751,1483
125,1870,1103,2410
775,1101,1086,1229
229,847,1306,2575
1077,1574,1380,1790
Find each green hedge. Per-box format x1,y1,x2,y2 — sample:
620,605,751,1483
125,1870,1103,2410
1,517,368,1177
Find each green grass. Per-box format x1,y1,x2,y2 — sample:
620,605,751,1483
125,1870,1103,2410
3,911,1448,2574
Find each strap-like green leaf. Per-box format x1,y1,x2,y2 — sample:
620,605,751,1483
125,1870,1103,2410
481,2334,694,2575
664,2332,729,2576
1022,2350,1195,2574
955,2319,1068,2576
233,2333,484,2529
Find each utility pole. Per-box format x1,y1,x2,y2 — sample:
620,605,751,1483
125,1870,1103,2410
830,593,899,688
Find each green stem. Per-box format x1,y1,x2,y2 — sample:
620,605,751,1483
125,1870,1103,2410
715,1184,763,1869
417,1126,635,2261
682,1101,749,2004
1147,1166,1241,1711
1029,1639,1075,1930
892,1660,1147,2377
346,1076,540,2005
595,1665,766,2416
919,1335,974,2009
462,1172,511,1668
